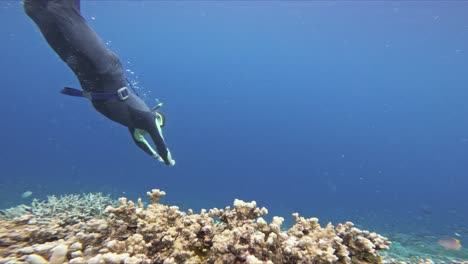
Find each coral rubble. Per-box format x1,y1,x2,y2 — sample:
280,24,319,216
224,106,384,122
0,189,391,264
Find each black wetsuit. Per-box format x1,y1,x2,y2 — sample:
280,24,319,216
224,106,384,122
24,0,174,165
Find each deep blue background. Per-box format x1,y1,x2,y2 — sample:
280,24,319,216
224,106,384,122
1,1,467,239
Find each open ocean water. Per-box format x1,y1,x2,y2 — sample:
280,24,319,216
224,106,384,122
1,1,467,262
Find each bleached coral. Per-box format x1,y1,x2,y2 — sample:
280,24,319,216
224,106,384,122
0,188,391,264
0,192,116,225
0,204,30,220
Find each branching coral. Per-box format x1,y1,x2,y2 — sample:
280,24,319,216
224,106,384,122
0,193,116,225
0,188,391,264
0,204,30,220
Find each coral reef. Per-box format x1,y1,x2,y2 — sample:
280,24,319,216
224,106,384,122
381,234,468,264
0,188,392,264
0,193,116,225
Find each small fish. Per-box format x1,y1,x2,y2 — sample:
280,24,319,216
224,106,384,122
438,237,461,250
420,205,432,215
455,232,461,237
21,191,32,199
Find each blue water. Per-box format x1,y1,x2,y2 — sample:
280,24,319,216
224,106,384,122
1,0,468,251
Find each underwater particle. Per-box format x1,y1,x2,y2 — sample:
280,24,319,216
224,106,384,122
21,191,32,199
437,237,461,250
455,232,461,237
91,16,96,20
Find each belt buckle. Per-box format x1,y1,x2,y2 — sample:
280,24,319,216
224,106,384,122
117,87,129,101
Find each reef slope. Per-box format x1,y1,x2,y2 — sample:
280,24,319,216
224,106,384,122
0,189,393,264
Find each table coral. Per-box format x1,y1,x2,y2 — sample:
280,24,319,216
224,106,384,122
0,188,391,264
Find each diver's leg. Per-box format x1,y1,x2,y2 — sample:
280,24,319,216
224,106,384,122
24,0,122,80
145,116,175,166
129,128,158,157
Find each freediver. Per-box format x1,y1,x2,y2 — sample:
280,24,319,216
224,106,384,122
23,0,175,166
